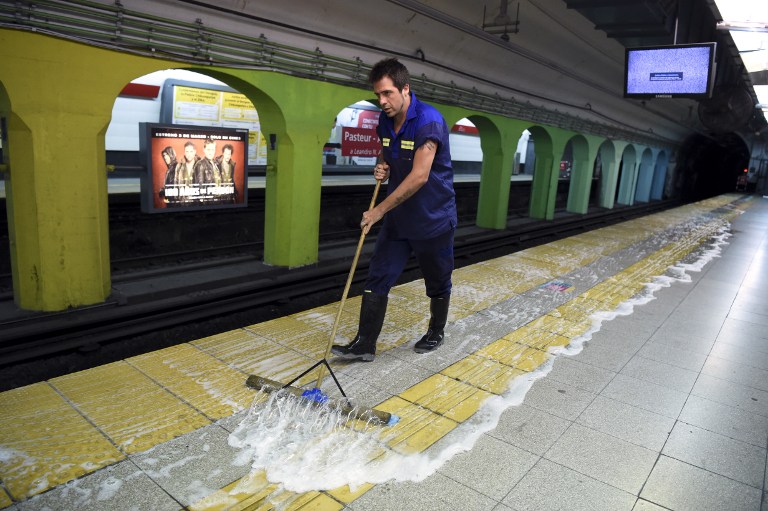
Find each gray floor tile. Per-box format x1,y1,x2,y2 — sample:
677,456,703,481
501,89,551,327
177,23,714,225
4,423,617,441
438,434,539,501
647,329,716,356
692,373,768,417
662,422,766,488
319,372,394,411
675,296,732,318
686,279,740,300
576,395,675,451
571,341,638,373
702,355,768,392
636,341,707,372
544,423,657,494
335,352,433,396
349,471,497,511
632,499,668,510
502,458,636,511
631,301,677,323
447,308,527,352
130,424,249,507
215,409,249,433
720,317,768,344
588,327,649,352
620,355,699,394
710,339,768,371
699,264,748,284
640,455,762,511
489,403,572,456
562,266,607,289
601,373,688,419
679,394,768,447
716,327,768,355
595,315,660,342
732,295,768,316
674,302,729,324
545,357,616,394
658,311,726,341
388,335,470,373
738,282,768,301
729,308,768,327
16,460,182,511
522,378,597,421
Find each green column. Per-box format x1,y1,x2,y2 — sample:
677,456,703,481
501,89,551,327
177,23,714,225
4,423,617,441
616,145,638,206
529,127,569,220
224,70,363,267
566,135,602,214
0,29,166,310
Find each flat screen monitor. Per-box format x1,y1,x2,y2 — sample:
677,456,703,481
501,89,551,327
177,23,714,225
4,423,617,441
139,123,249,213
624,42,716,99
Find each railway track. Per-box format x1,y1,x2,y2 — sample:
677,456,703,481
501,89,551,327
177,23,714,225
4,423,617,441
0,199,678,389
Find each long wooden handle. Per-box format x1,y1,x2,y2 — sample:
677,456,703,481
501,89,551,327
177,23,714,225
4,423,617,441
315,179,382,388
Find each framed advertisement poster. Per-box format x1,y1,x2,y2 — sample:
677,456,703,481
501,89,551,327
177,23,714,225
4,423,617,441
139,123,248,213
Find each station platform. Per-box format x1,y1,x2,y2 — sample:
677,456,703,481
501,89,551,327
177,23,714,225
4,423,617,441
0,193,766,511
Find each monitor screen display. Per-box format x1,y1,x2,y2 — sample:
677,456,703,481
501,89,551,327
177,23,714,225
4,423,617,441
139,123,249,213
624,43,716,99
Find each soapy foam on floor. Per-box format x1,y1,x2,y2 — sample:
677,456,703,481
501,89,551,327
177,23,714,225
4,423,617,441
228,224,731,495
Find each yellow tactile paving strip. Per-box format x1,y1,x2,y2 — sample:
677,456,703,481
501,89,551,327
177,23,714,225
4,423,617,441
0,383,124,501
50,362,212,455
0,194,750,509
189,469,345,511
0,490,10,509
128,344,254,420
193,328,319,387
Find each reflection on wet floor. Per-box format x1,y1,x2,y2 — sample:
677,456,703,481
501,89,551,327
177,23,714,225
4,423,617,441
0,194,753,510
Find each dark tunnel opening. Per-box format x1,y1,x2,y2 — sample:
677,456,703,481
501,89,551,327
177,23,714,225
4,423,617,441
676,132,750,201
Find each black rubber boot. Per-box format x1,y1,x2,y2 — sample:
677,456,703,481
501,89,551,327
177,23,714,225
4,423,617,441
414,296,450,353
331,291,388,362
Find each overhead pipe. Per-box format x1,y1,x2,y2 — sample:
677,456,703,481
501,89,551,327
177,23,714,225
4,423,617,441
0,0,671,146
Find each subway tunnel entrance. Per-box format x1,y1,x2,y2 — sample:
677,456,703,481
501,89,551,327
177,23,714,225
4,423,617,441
675,132,750,201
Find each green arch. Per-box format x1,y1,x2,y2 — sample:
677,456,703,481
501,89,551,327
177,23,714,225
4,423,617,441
0,27,680,311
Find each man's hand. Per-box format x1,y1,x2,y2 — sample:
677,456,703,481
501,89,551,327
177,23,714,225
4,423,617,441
360,162,389,233
373,162,390,182
360,207,383,233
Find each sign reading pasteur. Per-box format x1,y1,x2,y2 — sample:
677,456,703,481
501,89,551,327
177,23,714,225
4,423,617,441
341,127,380,157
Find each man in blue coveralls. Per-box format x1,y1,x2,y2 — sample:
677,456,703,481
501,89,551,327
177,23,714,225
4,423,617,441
332,57,457,362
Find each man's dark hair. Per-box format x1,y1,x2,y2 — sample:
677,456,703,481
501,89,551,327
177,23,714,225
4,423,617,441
368,58,410,91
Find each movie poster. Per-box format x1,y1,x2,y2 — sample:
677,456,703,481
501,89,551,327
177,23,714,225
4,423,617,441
140,123,248,213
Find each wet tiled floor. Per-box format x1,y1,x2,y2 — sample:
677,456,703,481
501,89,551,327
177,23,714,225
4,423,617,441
1,194,766,511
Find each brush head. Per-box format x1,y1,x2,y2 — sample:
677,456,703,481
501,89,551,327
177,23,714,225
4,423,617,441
247,375,395,426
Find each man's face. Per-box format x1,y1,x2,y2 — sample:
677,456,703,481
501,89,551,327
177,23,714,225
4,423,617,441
184,145,196,162
373,77,409,119
222,148,232,162
204,142,216,160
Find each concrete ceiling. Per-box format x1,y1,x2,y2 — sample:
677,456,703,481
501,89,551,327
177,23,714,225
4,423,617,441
86,0,767,141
